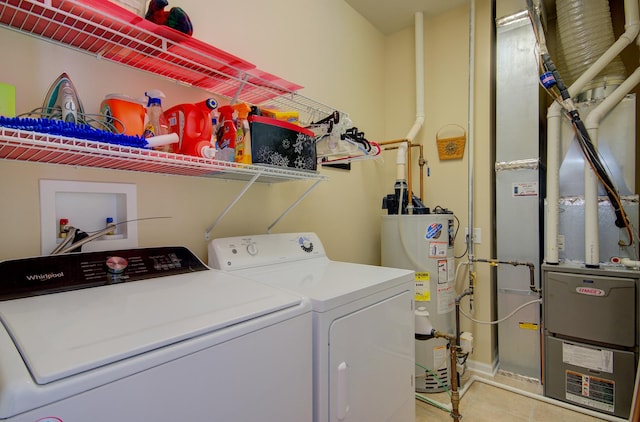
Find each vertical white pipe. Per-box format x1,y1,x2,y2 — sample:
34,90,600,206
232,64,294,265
546,103,562,264
397,12,424,200
405,12,425,142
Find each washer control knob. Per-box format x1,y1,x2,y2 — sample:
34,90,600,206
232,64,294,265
106,256,128,274
247,243,258,256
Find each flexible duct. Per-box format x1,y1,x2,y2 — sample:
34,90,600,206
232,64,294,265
555,0,627,99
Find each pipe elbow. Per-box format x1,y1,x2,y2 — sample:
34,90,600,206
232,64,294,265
405,116,424,143
622,0,640,43
620,258,640,269
548,101,562,117
623,21,640,44
584,115,602,130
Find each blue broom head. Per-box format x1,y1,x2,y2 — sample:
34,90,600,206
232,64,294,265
0,116,149,148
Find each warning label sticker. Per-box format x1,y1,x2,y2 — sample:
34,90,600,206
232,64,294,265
565,370,614,413
415,272,430,302
518,322,538,330
429,241,448,258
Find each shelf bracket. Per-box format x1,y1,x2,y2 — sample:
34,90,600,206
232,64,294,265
205,172,262,240
231,72,250,104
266,179,323,234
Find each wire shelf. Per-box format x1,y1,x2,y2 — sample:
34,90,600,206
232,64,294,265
0,127,328,183
0,0,337,125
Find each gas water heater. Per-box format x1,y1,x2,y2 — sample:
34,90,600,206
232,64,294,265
381,214,455,392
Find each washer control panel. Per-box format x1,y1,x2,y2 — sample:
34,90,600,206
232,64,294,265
208,232,326,270
0,246,207,301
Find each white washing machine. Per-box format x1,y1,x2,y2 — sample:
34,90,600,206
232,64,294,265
208,232,415,422
0,246,312,422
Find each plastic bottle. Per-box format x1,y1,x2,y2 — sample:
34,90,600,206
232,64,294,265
215,105,236,162
143,89,173,152
165,98,218,157
233,102,252,164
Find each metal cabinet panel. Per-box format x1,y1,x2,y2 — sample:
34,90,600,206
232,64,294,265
544,271,636,347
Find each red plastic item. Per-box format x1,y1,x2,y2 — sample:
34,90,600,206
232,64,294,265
165,98,217,157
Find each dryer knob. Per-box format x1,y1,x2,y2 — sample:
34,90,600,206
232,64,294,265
301,239,313,253
247,243,258,256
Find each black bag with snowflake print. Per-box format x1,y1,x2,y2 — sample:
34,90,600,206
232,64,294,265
249,115,317,171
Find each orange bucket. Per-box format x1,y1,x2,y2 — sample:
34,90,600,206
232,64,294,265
100,94,146,137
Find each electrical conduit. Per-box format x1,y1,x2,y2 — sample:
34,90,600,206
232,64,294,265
460,0,477,320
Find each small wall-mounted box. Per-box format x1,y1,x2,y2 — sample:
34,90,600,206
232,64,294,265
39,180,138,255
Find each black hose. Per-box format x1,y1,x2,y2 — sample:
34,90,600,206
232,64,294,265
569,111,628,228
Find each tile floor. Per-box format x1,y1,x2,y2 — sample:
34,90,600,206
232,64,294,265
415,372,611,421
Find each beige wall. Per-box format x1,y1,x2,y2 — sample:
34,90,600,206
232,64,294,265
0,0,500,369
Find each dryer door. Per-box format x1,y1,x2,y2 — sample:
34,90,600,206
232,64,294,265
329,290,414,422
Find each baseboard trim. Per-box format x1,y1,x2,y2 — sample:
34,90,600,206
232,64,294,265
465,354,499,377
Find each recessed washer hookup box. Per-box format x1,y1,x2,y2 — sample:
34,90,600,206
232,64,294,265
249,115,317,171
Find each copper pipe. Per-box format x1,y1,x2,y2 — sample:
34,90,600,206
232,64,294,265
417,143,425,201
379,139,426,203
449,343,461,421
432,330,462,420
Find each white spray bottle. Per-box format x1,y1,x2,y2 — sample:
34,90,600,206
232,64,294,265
144,89,174,152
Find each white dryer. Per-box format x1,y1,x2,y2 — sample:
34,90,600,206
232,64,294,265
208,233,415,422
0,246,312,422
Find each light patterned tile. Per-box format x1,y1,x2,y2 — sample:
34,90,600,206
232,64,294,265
415,378,608,422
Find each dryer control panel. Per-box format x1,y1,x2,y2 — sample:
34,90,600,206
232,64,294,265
0,246,207,300
209,232,326,270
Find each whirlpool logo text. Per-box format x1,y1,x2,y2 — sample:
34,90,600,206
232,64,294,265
25,272,64,282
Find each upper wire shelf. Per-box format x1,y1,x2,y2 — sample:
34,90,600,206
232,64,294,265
0,0,336,125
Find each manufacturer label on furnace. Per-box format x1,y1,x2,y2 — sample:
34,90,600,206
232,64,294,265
575,286,606,297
